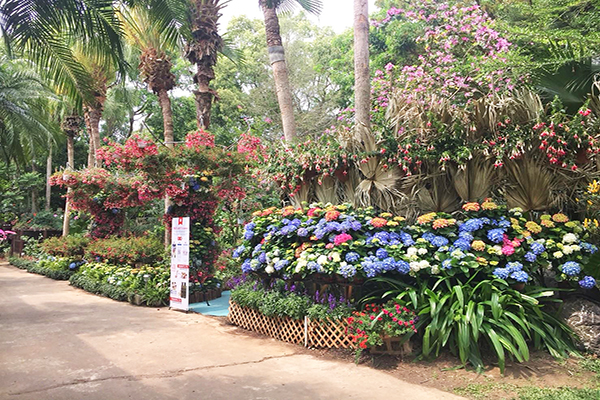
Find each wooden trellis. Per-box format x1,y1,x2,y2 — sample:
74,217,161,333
228,301,353,349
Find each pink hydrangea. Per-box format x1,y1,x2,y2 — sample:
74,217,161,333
334,233,353,246
501,245,515,256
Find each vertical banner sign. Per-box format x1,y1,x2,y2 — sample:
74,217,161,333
170,217,190,310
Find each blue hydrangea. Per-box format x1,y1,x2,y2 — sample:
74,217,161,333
241,259,252,273
493,267,510,279
297,228,309,237
345,252,360,263
307,261,321,272
361,256,382,278
374,231,390,244
510,270,529,283
506,261,523,272
524,252,537,262
325,222,342,233
396,260,410,274
453,239,471,251
258,252,267,264
290,218,301,226
530,242,545,255
400,231,415,246
442,259,452,269
480,217,491,225
314,229,326,239
338,263,357,278
232,245,245,258
458,232,474,241
245,222,256,231
432,236,450,247
461,218,484,232
422,232,435,242
350,221,362,231
252,243,262,255
280,225,297,235
581,242,598,254
579,276,597,289
487,228,505,243
498,218,511,228
562,261,581,276
382,257,397,271
376,248,389,259
340,220,352,232
243,230,255,240
274,259,289,271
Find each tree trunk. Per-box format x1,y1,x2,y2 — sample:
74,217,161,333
158,89,175,246
87,107,102,167
354,0,370,129
63,134,75,237
31,160,37,214
45,138,52,211
261,2,297,142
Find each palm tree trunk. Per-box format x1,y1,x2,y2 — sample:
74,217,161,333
31,160,38,214
354,0,370,129
260,2,297,142
87,107,102,167
157,88,175,246
63,133,75,237
45,138,52,211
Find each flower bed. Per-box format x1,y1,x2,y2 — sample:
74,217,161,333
233,202,597,289
9,256,75,280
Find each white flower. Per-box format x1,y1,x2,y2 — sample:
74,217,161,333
563,233,578,244
265,265,275,274
492,245,503,256
431,265,440,274
409,261,420,272
273,249,281,257
553,251,564,259
330,252,341,263
317,255,328,265
450,249,465,259
571,245,581,252
418,260,430,269
407,247,418,257
296,259,307,269
417,248,428,255
339,261,347,268
562,245,574,255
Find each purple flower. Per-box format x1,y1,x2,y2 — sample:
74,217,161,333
258,252,267,264
243,230,254,240
579,276,596,289
232,245,245,258
297,228,309,237
241,259,252,273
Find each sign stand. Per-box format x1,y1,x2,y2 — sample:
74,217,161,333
170,217,190,311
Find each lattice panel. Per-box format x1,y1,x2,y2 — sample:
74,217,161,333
228,302,305,346
308,318,354,349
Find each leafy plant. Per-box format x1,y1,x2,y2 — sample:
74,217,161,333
41,235,89,259
85,235,165,266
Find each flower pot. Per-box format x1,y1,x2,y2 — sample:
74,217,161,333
370,336,412,356
511,283,526,292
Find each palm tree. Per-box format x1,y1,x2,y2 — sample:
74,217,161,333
61,114,82,236
185,0,226,129
354,0,370,129
258,0,322,142
122,6,178,148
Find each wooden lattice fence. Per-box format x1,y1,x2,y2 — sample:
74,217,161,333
228,301,353,349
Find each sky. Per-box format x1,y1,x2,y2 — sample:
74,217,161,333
219,0,379,34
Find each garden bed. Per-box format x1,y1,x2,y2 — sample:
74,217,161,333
228,301,353,349
9,256,75,280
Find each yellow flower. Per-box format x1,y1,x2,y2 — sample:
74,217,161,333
200,177,209,182
525,221,542,234
471,240,486,251
552,213,569,223
393,216,406,222
489,260,499,266
476,257,488,265
417,212,436,225
540,219,555,228
386,221,399,227
462,202,480,212
588,180,600,194
522,230,531,238
481,200,498,210
432,219,450,229
380,212,393,218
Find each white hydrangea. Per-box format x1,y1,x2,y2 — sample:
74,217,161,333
562,245,574,255
563,233,578,244
330,252,341,263
265,265,275,274
417,248,428,255
553,251,564,259
418,260,430,269
492,245,503,256
317,255,328,265
571,245,581,252
406,247,418,257
430,265,440,274
409,261,420,272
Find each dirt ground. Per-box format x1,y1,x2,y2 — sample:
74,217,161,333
214,315,600,399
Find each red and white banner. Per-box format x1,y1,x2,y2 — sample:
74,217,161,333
170,217,190,310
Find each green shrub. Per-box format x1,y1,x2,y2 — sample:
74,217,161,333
85,235,165,266
10,256,75,280
69,274,130,301
369,273,578,373
9,256,36,270
41,236,89,259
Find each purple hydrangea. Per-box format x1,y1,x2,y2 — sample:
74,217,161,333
562,261,581,276
487,228,505,243
258,252,267,264
241,259,252,273
579,276,596,289
510,270,529,283
350,220,362,231
243,230,255,240
297,228,309,237
345,252,360,263
244,222,256,231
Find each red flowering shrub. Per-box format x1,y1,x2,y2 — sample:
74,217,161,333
85,236,165,266
41,236,89,259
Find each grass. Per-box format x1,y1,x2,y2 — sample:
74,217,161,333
455,383,600,400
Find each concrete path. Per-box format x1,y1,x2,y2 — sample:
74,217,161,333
0,263,464,400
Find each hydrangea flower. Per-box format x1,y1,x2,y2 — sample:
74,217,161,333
396,260,410,274
460,218,484,232
530,242,545,255
506,261,523,272
431,236,450,247
493,267,510,279
400,231,415,246
524,252,537,262
497,218,511,228
274,259,289,271
510,270,529,283
232,245,245,258
561,261,581,276
361,256,383,277
458,232,474,241
307,261,321,272
563,233,578,244
241,259,252,273
581,242,599,254
244,222,256,231
376,248,389,259
487,228,505,243
243,230,255,240
382,257,397,271
345,252,360,263
258,252,267,264
334,233,353,245
374,231,391,244
453,239,471,251
442,259,452,269
338,263,357,278
579,276,596,289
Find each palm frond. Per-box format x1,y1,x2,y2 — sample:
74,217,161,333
452,155,497,202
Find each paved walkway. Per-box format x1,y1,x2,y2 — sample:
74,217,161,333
0,263,464,400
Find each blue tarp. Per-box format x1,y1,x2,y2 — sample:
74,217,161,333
188,290,231,316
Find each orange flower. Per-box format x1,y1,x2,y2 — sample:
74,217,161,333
481,200,498,210
432,218,450,229
325,210,341,221
370,217,388,228
417,212,436,225
281,206,295,217
540,219,555,228
552,213,569,223
462,202,480,212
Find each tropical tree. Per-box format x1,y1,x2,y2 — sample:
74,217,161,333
354,0,370,128
258,0,322,142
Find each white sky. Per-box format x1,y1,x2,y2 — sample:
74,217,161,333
219,0,379,34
